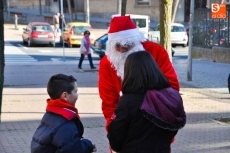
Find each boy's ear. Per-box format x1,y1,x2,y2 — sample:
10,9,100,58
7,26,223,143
60,92,67,101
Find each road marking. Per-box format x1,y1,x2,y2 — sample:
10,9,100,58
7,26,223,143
51,58,63,61
38,50,52,53
5,42,37,64
38,50,79,53
17,44,28,50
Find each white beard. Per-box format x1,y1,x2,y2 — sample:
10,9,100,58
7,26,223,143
106,41,145,80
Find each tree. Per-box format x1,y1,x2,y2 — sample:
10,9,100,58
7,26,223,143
0,0,5,122
159,0,172,61
73,0,78,20
171,0,180,22
121,0,127,15
67,0,73,22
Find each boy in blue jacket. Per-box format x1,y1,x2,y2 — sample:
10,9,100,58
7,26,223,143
31,74,97,153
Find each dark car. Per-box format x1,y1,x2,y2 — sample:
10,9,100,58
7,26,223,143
91,33,175,59
22,22,55,47
91,33,108,59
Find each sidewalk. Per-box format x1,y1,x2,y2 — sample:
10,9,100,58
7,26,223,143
4,8,109,29
1,59,230,153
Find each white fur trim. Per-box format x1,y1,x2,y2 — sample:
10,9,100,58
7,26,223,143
108,28,140,40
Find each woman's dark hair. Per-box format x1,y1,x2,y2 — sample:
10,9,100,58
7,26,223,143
84,30,90,35
122,51,170,94
47,74,77,99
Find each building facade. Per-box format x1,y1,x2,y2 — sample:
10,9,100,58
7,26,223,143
6,0,221,23
85,0,185,23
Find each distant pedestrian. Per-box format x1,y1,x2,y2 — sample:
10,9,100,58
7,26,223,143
107,51,186,153
31,74,97,153
78,30,96,69
53,12,60,37
59,14,66,30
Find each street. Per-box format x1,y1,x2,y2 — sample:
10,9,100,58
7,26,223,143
5,39,188,64
5,40,101,64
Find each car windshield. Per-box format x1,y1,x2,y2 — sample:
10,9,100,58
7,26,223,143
99,34,108,41
33,25,52,32
171,26,184,32
131,18,146,28
73,26,90,34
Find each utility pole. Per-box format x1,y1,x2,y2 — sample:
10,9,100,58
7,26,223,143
187,0,194,81
39,0,42,15
86,0,90,24
118,0,122,15
59,0,61,14
7,0,10,20
60,0,65,62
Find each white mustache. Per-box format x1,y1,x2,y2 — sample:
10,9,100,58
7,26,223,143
106,42,144,79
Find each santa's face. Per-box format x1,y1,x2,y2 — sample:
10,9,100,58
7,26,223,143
114,42,134,53
106,38,144,80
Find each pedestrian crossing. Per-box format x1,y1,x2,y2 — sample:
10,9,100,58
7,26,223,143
172,48,188,56
4,42,100,65
5,42,38,64
37,49,80,53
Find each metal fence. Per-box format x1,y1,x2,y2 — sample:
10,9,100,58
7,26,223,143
193,6,230,48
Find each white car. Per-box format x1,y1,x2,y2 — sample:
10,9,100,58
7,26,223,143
111,14,150,39
149,23,188,47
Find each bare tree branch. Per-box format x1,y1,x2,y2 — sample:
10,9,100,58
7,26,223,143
121,0,127,15
67,0,73,22
171,0,180,22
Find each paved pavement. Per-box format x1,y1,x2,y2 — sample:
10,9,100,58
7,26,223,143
1,22,230,153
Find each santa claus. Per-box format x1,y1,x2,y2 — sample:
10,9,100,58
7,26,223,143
98,15,179,131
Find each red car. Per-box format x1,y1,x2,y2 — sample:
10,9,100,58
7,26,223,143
22,22,55,47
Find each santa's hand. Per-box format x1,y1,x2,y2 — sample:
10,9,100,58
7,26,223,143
92,144,97,152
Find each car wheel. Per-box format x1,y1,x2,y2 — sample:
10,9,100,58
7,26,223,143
23,39,26,44
182,43,187,47
60,36,63,44
99,55,104,59
52,42,56,47
28,39,33,47
68,42,72,48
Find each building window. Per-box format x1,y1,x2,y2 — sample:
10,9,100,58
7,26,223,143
136,0,150,6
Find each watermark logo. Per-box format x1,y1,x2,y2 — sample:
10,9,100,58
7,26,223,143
211,3,226,19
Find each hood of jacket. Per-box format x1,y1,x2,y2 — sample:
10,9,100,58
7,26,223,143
140,87,186,131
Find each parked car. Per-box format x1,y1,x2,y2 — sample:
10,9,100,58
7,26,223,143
91,33,175,59
149,23,188,47
91,33,108,59
111,14,150,39
60,22,95,47
186,28,190,46
22,22,55,47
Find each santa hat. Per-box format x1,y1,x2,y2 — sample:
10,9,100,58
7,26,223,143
108,16,140,41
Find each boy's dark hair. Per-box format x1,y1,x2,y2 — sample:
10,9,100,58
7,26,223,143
47,74,77,99
122,51,170,94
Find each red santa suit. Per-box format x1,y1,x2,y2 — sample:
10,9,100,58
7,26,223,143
98,16,180,130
